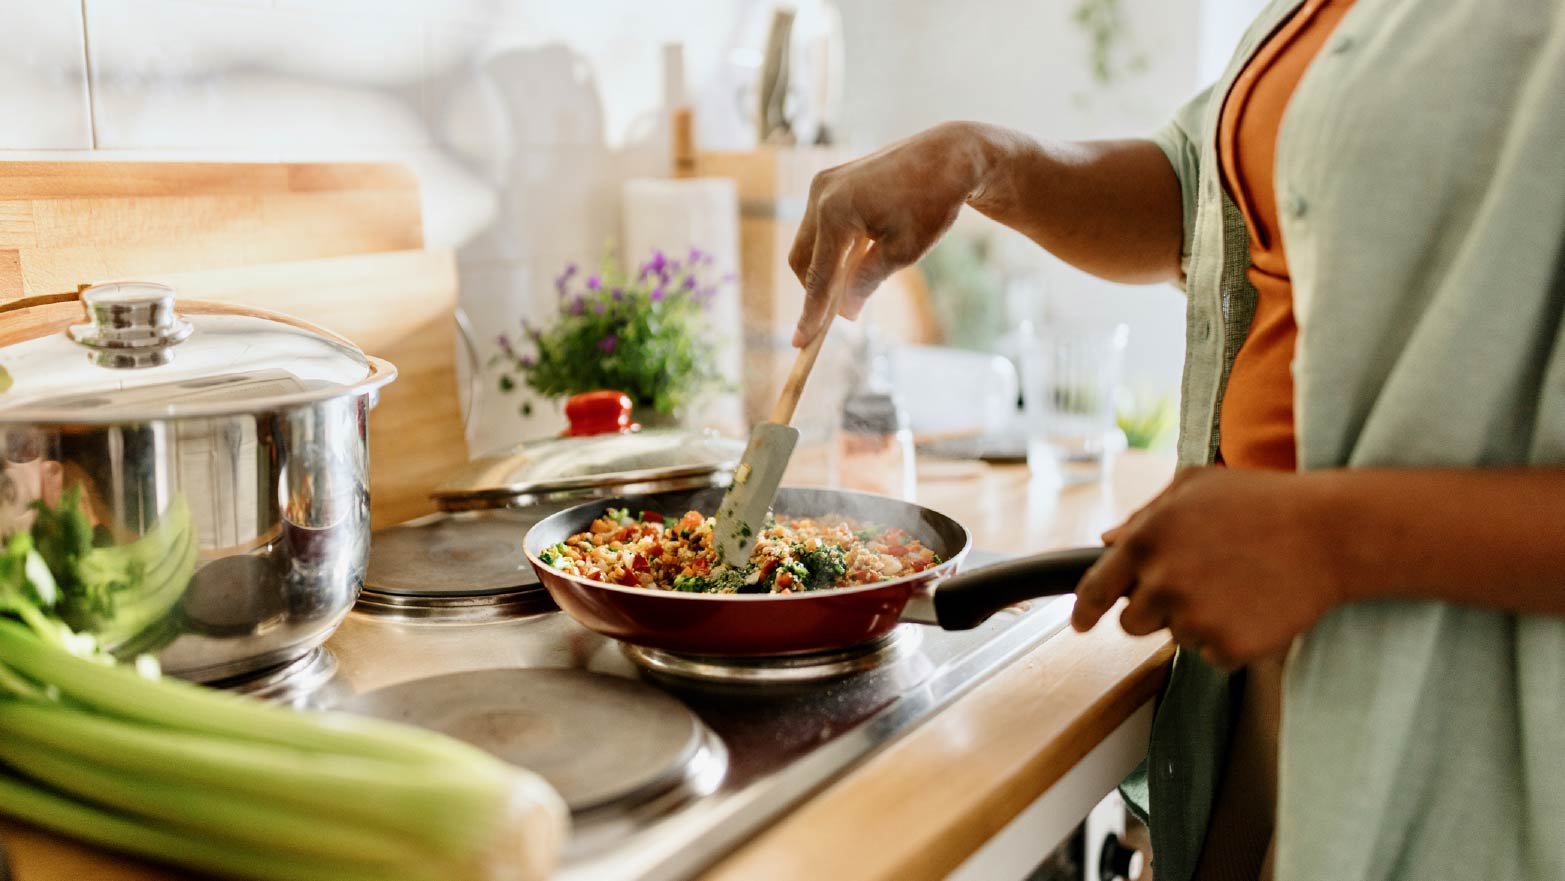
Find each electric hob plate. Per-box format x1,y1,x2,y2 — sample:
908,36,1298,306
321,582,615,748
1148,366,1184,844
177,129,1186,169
335,668,724,813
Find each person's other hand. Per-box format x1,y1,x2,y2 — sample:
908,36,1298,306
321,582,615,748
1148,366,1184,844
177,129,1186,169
1070,467,1348,669
788,122,989,346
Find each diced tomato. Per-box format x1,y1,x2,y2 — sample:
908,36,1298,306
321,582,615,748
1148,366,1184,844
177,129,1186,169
678,510,705,532
886,543,909,557
910,560,929,573
640,510,664,523
613,526,636,542
692,557,711,575
632,553,650,572
615,569,640,587
775,571,793,590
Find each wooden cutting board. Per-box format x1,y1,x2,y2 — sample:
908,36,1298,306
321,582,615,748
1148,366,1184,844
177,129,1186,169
0,161,468,527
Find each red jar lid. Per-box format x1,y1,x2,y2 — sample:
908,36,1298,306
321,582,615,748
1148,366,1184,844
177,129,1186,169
563,390,639,437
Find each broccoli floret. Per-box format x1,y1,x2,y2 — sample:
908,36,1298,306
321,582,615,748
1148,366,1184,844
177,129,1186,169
791,543,847,590
674,568,749,594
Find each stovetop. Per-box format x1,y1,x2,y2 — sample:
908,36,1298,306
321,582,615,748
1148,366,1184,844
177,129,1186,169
293,549,1072,881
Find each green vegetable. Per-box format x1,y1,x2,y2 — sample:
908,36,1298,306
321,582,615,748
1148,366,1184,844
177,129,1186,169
0,491,571,881
29,488,194,652
672,569,748,594
0,618,568,881
793,543,848,590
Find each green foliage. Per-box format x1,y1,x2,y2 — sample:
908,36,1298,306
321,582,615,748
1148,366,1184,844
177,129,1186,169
1117,392,1175,451
494,247,730,418
918,235,1007,353
1071,0,1148,87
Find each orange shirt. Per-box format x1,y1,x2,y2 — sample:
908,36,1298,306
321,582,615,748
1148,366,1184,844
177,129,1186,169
1216,0,1355,471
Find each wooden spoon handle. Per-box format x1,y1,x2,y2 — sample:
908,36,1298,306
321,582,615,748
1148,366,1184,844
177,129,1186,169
770,237,874,425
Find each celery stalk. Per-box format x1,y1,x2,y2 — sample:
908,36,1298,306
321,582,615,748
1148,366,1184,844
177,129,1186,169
0,771,442,881
0,619,490,770
0,699,499,855
0,735,443,871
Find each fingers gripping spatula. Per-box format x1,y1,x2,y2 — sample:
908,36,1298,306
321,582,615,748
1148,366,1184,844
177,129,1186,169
714,238,874,566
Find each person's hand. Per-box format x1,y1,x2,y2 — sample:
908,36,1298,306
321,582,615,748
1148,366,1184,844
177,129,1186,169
788,122,991,346
1070,467,1348,669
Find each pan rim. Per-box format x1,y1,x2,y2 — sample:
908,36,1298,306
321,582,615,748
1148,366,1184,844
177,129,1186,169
523,487,974,603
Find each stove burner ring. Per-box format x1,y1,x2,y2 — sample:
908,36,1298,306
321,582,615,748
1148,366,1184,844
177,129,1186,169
333,668,724,815
358,514,553,622
354,585,557,622
365,515,539,596
209,647,338,705
622,625,924,684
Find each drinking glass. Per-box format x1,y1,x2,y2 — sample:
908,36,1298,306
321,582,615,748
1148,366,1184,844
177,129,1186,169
1020,323,1130,484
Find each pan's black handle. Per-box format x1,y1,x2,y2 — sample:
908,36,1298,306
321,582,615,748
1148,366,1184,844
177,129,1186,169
933,546,1105,630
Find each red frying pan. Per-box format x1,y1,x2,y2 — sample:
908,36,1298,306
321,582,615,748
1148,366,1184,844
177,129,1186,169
523,486,1104,656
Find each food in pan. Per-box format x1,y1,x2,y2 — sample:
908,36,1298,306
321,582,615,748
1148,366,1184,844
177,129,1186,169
537,507,941,594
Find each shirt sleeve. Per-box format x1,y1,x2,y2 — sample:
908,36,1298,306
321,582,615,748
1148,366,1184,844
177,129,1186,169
1150,85,1216,276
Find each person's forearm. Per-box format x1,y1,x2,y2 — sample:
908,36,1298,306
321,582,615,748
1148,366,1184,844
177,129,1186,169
961,123,1185,284
1309,468,1565,616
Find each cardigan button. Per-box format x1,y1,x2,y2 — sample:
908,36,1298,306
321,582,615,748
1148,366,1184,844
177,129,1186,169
1284,192,1308,219
1330,34,1355,54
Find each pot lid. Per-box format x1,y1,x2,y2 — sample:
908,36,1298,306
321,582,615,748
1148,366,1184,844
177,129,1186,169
432,427,743,510
0,282,394,421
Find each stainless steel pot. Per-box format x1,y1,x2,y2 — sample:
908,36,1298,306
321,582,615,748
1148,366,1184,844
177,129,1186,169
0,283,395,682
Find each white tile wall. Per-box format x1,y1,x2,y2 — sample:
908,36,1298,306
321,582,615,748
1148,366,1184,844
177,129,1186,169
0,4,92,149
0,0,1213,452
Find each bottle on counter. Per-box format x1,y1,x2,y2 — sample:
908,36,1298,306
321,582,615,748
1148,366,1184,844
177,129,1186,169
830,328,916,501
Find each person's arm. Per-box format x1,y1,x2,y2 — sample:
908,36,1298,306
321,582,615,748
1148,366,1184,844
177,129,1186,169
1070,467,1565,669
786,121,1184,346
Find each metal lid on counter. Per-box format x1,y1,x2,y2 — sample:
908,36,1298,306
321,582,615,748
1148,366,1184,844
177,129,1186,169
433,390,743,511
0,282,394,421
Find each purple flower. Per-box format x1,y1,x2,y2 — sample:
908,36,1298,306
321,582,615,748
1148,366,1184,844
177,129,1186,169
646,250,667,275
522,320,541,340
598,335,617,354
592,300,606,315
554,263,579,296
651,286,665,302
568,296,586,316
518,354,536,369
682,275,696,291
586,275,601,291
687,246,704,264
496,334,515,356
611,287,625,301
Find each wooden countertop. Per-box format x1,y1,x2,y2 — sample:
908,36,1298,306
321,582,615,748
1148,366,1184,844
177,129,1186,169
0,452,1177,881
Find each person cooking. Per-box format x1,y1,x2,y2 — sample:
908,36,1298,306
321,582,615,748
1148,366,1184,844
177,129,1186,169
784,2,1565,880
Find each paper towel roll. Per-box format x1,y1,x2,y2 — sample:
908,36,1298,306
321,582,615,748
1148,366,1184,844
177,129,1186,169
621,177,743,433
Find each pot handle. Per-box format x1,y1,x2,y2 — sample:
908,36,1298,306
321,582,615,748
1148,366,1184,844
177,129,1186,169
932,546,1105,630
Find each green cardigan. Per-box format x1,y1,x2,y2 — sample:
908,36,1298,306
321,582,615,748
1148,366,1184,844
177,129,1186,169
1127,1,1565,879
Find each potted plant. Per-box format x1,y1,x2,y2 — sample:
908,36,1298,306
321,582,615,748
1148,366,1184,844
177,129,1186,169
494,248,731,427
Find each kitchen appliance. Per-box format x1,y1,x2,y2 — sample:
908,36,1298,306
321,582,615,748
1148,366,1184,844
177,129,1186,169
309,389,1099,879
0,283,395,682
309,547,1077,881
